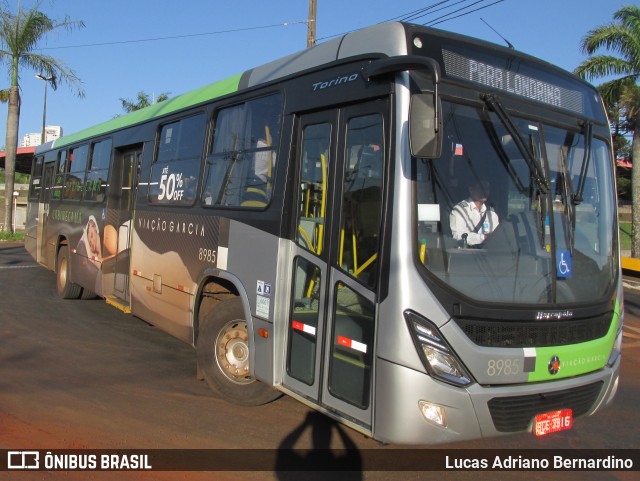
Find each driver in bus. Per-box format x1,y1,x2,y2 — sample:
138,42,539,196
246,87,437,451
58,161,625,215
450,180,499,248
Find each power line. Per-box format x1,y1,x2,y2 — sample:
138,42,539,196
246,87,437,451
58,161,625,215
384,0,454,22
399,0,476,23
317,0,504,42
37,2,505,52
426,0,505,27
37,20,309,51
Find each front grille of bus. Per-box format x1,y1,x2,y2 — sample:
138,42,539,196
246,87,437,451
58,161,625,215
455,316,611,348
487,381,603,432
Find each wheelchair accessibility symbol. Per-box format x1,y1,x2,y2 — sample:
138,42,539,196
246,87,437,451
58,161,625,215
557,249,572,279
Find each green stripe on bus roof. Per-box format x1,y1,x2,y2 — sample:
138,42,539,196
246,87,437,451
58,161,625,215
53,73,243,148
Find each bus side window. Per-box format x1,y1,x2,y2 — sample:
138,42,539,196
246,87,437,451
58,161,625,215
203,94,282,208
64,145,88,201
52,150,67,200
84,139,112,203
58,150,68,174
148,113,205,205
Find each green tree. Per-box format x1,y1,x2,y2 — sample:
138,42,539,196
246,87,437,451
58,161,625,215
574,5,640,256
599,86,633,201
120,91,170,113
0,3,84,233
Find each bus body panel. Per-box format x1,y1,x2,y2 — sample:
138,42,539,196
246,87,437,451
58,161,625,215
23,200,38,260
226,220,282,383
128,211,281,382
129,209,226,343
129,234,194,342
226,220,281,325
374,358,482,444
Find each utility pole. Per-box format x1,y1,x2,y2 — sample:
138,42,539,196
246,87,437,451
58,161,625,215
36,74,55,144
307,0,317,48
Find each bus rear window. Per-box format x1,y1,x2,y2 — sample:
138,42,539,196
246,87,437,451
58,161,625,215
28,156,44,200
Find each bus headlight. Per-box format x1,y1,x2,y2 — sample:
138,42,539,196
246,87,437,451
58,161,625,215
405,311,473,386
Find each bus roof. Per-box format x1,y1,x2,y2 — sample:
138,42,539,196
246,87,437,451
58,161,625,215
48,74,243,150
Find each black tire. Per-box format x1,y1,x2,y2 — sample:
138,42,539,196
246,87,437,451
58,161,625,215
56,245,82,299
196,298,280,406
80,288,98,300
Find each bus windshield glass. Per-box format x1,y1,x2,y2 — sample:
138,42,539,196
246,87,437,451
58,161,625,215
415,100,616,305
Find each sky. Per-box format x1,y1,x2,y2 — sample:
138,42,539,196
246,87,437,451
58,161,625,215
0,0,633,146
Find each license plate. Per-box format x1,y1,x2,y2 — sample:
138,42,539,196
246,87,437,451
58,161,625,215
534,409,573,436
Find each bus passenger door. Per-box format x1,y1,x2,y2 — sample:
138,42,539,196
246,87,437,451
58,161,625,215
37,161,56,264
283,100,387,433
104,148,140,304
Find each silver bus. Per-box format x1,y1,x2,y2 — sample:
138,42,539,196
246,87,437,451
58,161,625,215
25,22,621,444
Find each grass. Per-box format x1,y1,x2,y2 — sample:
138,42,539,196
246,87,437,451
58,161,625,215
0,231,24,242
0,171,30,184
620,222,631,252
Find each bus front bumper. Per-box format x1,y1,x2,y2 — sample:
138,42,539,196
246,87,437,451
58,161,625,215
372,355,620,445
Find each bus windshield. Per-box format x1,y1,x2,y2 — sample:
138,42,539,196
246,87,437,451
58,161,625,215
415,100,616,305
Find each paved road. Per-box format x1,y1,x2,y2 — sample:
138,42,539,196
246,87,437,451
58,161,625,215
1,243,638,481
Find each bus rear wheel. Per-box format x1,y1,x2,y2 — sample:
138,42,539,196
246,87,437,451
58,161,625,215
197,298,280,406
56,245,82,299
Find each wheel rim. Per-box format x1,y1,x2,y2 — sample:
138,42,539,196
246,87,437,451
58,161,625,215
57,255,68,292
215,320,254,385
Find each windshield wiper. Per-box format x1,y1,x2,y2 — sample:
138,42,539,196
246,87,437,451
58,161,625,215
572,121,593,205
478,106,528,194
558,147,576,253
481,94,549,194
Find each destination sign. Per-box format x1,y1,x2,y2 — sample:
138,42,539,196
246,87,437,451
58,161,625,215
442,49,585,114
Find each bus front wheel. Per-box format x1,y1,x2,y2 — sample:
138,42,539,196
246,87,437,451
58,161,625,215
56,245,82,299
197,298,280,406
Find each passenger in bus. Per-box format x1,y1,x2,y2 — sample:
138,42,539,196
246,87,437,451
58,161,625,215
239,138,276,207
254,138,273,184
203,188,213,205
450,180,499,248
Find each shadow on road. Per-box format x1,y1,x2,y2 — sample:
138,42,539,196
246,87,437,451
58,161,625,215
0,243,34,266
275,411,363,480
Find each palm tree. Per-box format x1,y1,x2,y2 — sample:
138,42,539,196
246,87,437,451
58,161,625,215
574,5,640,256
120,91,170,113
0,4,84,233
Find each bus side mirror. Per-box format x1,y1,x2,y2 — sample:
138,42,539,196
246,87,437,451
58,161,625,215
410,93,442,159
